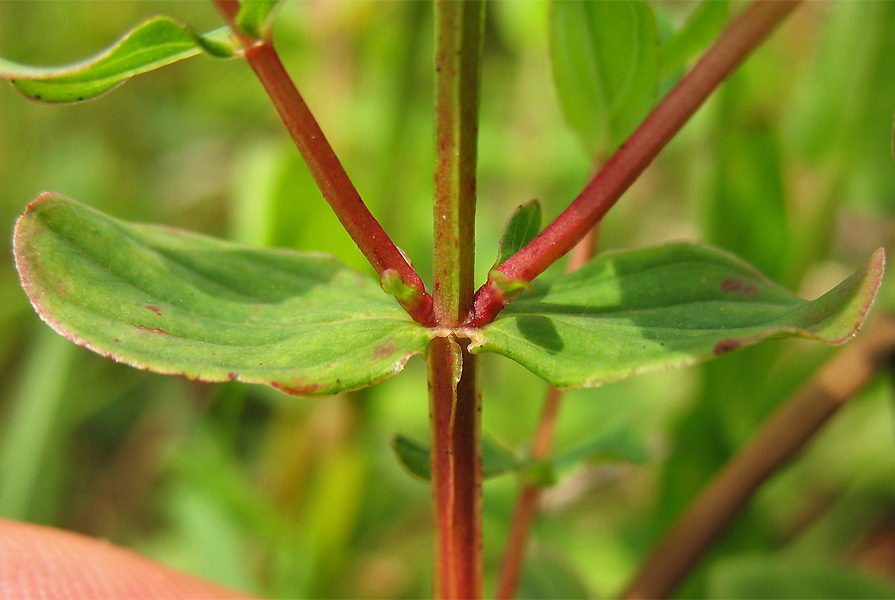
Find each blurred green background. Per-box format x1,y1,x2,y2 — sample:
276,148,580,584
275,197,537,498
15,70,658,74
1,1,894,598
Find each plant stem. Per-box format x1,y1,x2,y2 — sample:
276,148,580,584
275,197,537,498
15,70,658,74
622,313,895,599
468,0,801,327
429,336,482,600
212,0,433,325
429,1,485,598
432,0,483,327
495,228,598,599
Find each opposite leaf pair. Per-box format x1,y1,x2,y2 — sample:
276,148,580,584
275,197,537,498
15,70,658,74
14,193,884,397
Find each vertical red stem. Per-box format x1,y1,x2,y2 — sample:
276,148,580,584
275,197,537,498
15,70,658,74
429,1,486,597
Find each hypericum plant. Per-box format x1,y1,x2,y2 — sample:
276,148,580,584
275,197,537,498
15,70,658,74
1,0,886,598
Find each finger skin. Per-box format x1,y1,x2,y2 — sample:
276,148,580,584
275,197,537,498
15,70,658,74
0,518,254,599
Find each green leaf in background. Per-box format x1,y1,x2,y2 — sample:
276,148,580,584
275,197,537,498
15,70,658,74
708,556,895,599
471,242,884,389
701,83,790,284
516,546,592,600
550,0,659,156
13,193,429,396
0,16,235,103
553,426,649,471
494,200,542,268
391,432,524,482
658,0,730,82
236,0,285,40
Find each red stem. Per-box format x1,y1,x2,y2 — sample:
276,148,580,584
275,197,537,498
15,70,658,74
467,0,801,327
428,1,486,597
213,0,433,325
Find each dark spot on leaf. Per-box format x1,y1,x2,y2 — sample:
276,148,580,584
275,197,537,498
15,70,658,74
720,278,743,293
713,338,742,355
145,304,162,316
373,343,395,359
721,278,759,298
272,381,324,396
134,324,167,335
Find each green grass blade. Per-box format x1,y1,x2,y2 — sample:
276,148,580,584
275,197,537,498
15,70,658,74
13,193,429,396
0,329,74,520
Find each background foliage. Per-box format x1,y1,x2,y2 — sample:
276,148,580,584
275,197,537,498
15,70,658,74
1,1,894,598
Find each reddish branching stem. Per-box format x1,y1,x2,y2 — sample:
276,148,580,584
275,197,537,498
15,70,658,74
213,0,433,325
466,0,801,327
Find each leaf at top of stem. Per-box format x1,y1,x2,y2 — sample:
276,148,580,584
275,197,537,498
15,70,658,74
550,0,659,157
236,0,285,41
471,241,885,389
13,193,430,396
0,16,236,104
494,200,542,268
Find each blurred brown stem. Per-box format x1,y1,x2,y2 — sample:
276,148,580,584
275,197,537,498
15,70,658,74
622,313,895,599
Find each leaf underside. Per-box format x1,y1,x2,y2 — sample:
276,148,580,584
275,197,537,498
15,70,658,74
14,193,429,396
473,242,885,389
0,16,234,104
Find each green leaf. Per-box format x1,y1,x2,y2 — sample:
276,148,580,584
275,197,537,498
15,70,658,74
553,426,649,471
391,432,523,482
659,0,730,81
708,556,895,599
549,0,659,156
0,17,235,104
517,546,593,600
236,0,284,40
13,193,429,396
700,83,790,283
495,200,541,267
471,242,884,389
